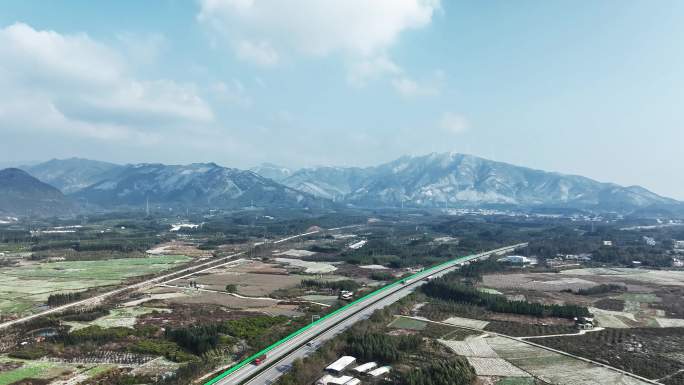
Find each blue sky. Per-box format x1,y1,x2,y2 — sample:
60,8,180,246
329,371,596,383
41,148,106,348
0,0,683,198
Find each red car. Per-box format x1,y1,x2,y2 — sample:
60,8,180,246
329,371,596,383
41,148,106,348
253,354,267,365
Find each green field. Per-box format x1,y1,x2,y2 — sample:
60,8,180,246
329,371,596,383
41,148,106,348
0,355,113,385
0,255,191,317
388,316,428,331
0,356,70,385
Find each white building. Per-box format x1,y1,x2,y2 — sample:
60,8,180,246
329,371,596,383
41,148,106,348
368,366,391,377
643,236,656,246
497,255,533,264
353,362,378,374
675,240,684,249
603,240,613,246
326,356,356,373
316,375,356,385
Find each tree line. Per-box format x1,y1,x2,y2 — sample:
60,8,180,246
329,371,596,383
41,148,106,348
346,332,422,363
300,279,359,292
47,292,83,307
422,277,590,319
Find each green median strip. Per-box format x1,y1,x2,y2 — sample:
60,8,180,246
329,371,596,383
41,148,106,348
204,254,473,385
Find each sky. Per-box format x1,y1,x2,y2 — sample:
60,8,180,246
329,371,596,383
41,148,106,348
0,0,683,199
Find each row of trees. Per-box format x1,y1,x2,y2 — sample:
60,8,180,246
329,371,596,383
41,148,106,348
422,278,590,319
346,332,422,363
47,291,83,307
572,284,627,296
300,279,359,292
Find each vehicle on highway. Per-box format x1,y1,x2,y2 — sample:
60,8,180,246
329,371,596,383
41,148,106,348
253,354,267,365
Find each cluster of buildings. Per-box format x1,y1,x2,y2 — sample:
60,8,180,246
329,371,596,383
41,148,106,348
546,253,592,268
316,356,391,385
497,255,537,265
574,316,595,330
675,240,684,251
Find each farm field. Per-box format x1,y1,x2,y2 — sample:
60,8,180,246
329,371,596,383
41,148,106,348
160,288,302,317
439,335,499,358
0,255,191,317
65,306,170,330
443,316,491,330
174,260,347,297
479,268,684,329
468,357,530,377
482,274,597,292
272,257,338,273
487,336,651,385
299,295,338,306
440,334,530,378
0,355,110,385
388,315,477,340
388,316,428,331
535,327,684,383
560,268,684,287
129,357,179,378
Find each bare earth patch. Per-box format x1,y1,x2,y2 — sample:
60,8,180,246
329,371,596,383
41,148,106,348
443,316,490,330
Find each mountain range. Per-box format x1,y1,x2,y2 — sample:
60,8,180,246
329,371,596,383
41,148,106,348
24,158,122,194
0,153,679,217
71,162,320,209
0,168,74,217
263,153,679,211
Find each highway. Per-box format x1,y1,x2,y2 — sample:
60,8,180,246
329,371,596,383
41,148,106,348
207,243,527,385
0,230,321,330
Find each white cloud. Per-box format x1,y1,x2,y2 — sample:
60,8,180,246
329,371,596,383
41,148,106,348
347,55,402,86
394,69,445,97
392,75,442,97
0,22,213,141
117,32,168,67
235,39,279,67
211,79,252,108
439,112,469,134
198,0,440,65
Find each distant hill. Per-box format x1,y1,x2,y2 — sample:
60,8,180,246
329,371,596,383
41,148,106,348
24,158,122,194
279,166,369,201
249,163,293,182
72,162,325,209
269,153,680,212
0,168,74,217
